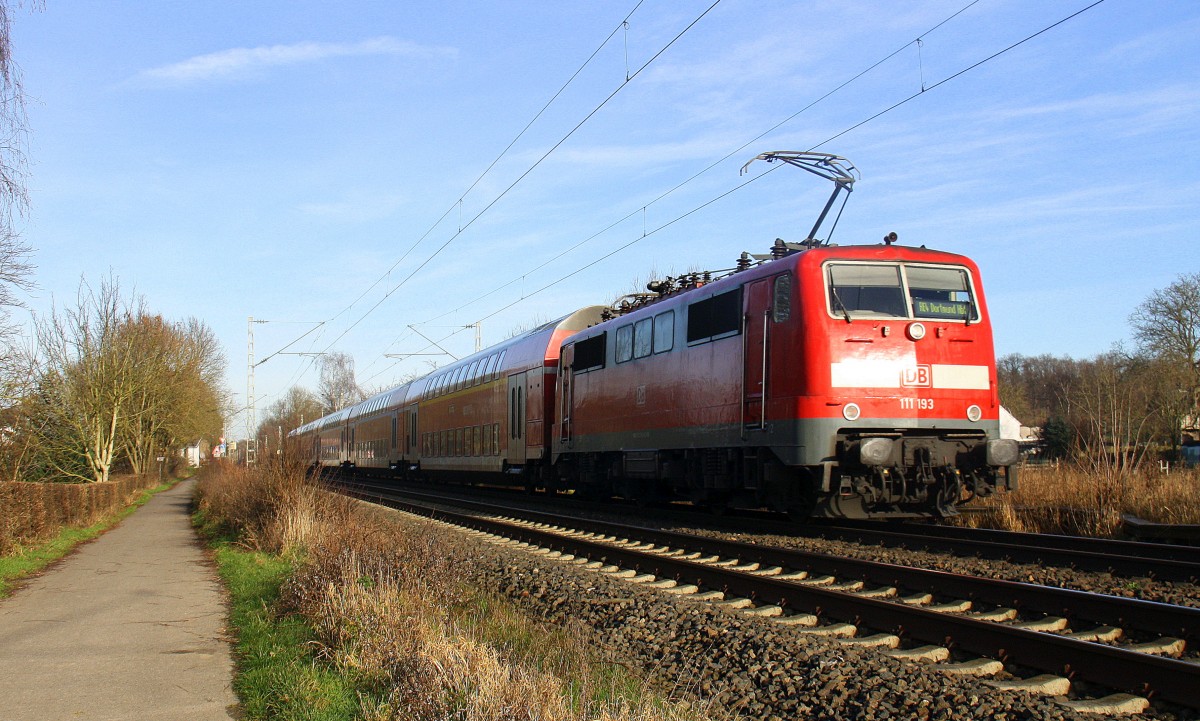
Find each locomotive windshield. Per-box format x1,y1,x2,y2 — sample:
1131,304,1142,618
826,263,979,322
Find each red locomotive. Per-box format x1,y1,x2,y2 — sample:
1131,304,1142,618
289,152,1017,519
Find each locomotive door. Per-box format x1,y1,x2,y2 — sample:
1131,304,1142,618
506,373,527,464
743,279,771,431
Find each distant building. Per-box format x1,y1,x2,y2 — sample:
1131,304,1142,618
182,439,211,467
1000,407,1041,460
1183,445,1200,467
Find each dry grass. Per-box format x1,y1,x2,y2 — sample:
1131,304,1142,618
962,464,1200,536
196,462,708,721
0,475,160,556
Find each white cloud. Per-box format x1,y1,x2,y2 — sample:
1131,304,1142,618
136,37,456,85
297,190,410,223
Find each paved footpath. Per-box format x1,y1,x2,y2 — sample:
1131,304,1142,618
0,479,239,720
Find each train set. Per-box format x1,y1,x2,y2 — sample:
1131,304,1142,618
289,152,1018,519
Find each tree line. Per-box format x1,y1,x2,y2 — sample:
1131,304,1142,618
251,351,368,459
999,272,1200,471
1,276,227,483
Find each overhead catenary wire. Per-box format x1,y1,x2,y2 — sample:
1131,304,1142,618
315,0,726,358
256,0,678,404
401,0,990,332
279,0,1112,406
322,0,650,330
364,0,1109,387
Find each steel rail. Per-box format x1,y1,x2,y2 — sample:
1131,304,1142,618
813,519,1200,565
342,483,1200,708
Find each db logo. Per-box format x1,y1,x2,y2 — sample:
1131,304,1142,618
902,365,931,387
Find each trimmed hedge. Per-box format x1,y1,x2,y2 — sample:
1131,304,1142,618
0,475,161,555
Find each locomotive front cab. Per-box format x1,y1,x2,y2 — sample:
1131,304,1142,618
807,247,1017,518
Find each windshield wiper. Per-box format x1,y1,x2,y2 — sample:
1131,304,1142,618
831,288,852,323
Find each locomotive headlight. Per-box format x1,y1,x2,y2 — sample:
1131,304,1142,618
860,437,894,466
966,404,982,422
907,322,926,340
987,439,1020,467
842,403,861,421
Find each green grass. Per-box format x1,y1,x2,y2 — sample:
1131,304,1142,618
0,478,177,597
198,519,359,721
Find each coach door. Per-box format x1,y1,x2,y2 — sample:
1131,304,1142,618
743,279,771,431
559,344,575,446
506,373,527,464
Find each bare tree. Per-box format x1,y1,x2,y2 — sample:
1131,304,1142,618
29,276,140,482
1130,272,1200,445
258,385,322,436
256,385,323,461
115,314,226,475
317,351,363,413
0,1,35,401
1069,352,1159,477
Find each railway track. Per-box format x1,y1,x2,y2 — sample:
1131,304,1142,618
338,475,1200,583
794,519,1200,583
334,478,1200,713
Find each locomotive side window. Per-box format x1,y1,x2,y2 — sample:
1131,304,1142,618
906,265,977,321
773,274,791,322
653,311,674,353
827,264,906,318
573,332,606,372
634,317,653,358
687,287,742,344
615,324,634,363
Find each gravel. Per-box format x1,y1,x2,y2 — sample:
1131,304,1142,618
671,526,1200,610
438,521,1179,721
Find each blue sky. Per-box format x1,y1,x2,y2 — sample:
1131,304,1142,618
11,0,1200,438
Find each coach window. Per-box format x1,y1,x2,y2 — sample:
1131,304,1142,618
634,317,653,358
773,273,792,322
483,353,498,381
468,360,481,386
653,311,674,353
615,324,634,363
